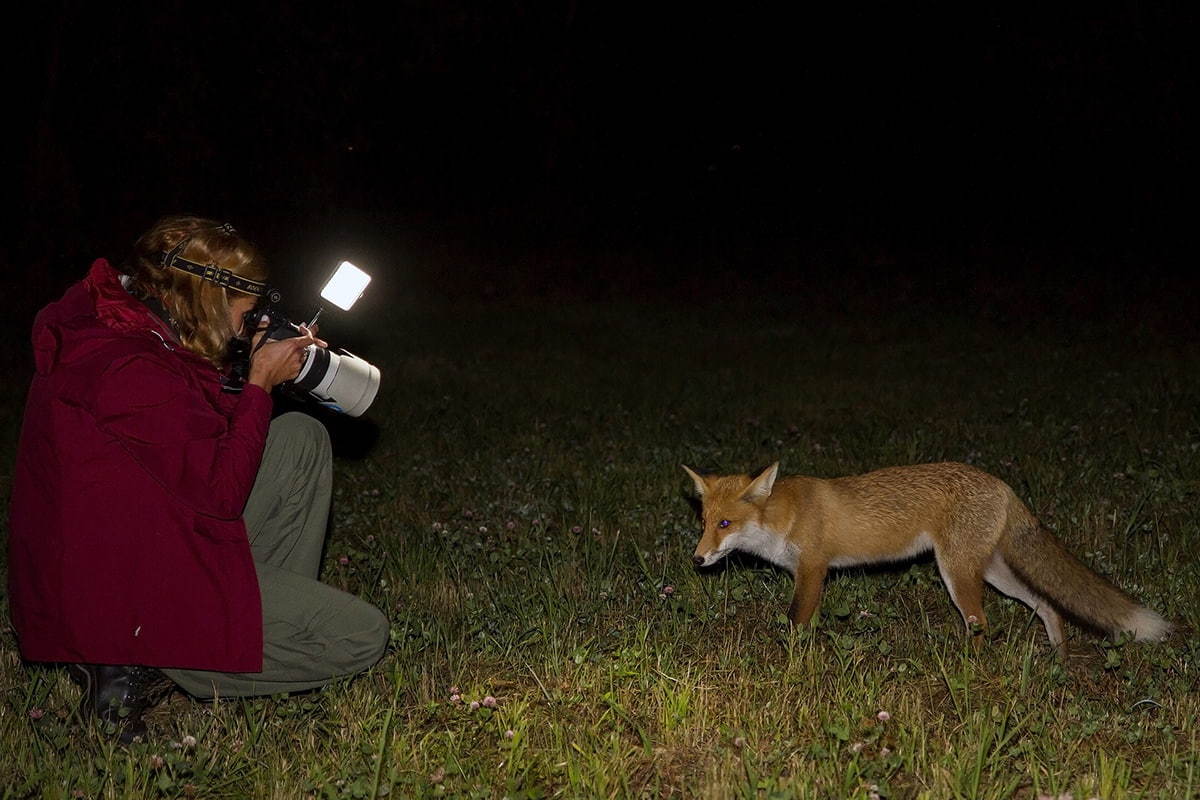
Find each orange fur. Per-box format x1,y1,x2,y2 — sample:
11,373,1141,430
684,462,1171,649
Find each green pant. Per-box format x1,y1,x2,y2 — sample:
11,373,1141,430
163,413,389,698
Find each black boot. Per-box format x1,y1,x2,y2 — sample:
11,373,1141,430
68,664,175,744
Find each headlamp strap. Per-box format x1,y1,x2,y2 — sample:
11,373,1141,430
159,236,268,297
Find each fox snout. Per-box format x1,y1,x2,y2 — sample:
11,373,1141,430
693,523,732,568
692,539,725,568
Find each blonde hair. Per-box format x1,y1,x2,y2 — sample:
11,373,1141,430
124,215,268,366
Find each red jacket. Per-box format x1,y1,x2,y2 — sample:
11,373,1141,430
8,259,271,671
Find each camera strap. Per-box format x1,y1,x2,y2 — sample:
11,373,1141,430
222,308,283,393
141,295,181,341
222,337,250,392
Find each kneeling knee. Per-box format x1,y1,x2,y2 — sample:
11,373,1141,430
341,603,389,673
274,412,332,458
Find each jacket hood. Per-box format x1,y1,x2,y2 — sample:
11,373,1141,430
32,259,180,375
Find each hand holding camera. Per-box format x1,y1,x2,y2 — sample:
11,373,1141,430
248,324,326,392
224,262,380,416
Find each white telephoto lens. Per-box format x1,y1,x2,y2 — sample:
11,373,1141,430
294,344,380,417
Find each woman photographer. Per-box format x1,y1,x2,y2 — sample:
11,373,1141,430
7,216,389,742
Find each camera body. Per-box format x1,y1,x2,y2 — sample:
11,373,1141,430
232,307,380,417
250,306,305,346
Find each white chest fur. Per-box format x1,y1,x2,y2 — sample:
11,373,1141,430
726,523,801,575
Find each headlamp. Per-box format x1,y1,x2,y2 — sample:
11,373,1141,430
159,237,271,298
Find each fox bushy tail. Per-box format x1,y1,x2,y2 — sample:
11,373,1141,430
1001,516,1170,642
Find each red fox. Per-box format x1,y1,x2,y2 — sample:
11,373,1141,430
683,461,1171,648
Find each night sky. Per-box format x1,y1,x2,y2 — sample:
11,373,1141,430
11,3,1193,331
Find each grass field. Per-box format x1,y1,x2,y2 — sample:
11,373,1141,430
2,295,1197,799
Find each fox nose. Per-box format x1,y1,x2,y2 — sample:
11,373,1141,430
692,555,705,567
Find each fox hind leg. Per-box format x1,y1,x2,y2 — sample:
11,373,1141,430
934,554,989,640
983,553,1066,651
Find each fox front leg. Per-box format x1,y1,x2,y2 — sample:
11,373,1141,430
788,561,829,626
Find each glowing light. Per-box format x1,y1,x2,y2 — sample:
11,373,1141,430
320,261,371,310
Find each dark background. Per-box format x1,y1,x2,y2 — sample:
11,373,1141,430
9,2,1194,344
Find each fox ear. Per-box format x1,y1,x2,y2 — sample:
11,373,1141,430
742,462,779,502
681,464,708,497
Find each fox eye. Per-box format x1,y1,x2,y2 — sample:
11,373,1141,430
718,519,731,529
